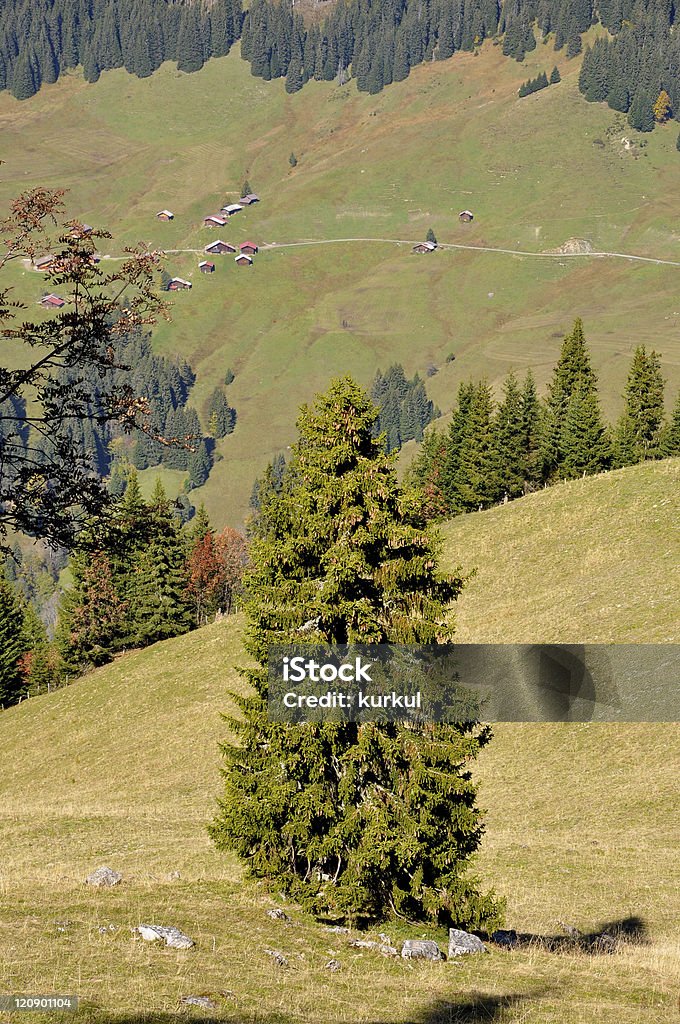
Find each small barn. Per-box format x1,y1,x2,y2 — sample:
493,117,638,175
239,194,260,205
240,241,258,255
234,253,253,267
157,209,174,221
205,240,236,255
412,241,437,254
33,254,56,271
199,260,216,273
40,293,66,309
168,277,192,290
204,215,227,228
222,203,244,216
459,210,474,223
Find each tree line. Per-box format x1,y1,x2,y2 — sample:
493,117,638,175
0,475,247,707
0,0,242,99
579,6,679,131
409,319,680,519
4,0,679,128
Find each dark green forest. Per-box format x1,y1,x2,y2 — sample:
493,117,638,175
0,0,242,99
1,0,678,125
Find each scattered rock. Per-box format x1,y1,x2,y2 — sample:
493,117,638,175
378,932,392,945
549,237,593,256
558,920,581,939
85,866,122,888
324,958,342,972
349,939,398,957
490,929,519,949
591,932,617,954
325,925,350,935
180,996,216,1009
136,925,195,949
266,908,289,921
166,871,181,881
264,948,288,967
401,938,444,961
448,929,487,957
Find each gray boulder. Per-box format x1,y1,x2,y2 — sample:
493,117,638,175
324,959,342,972
349,939,398,957
448,929,486,957
401,939,444,961
136,924,194,949
266,908,289,921
85,866,122,888
180,996,216,1009
264,948,288,967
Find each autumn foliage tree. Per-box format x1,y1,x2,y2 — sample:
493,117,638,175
187,526,247,625
653,89,672,123
0,186,167,552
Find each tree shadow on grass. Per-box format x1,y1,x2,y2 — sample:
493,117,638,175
488,913,648,954
85,991,537,1024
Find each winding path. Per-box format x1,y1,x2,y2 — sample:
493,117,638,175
155,237,680,269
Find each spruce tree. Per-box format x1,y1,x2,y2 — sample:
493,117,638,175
125,480,193,645
660,390,680,456
613,346,665,466
549,65,561,84
520,369,543,490
209,377,503,929
426,227,437,244
560,385,611,478
495,372,526,498
628,90,654,132
177,6,205,73
541,318,607,480
452,381,501,511
0,577,26,706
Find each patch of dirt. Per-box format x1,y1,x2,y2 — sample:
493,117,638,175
547,237,594,255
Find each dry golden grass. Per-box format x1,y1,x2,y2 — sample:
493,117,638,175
0,464,679,1022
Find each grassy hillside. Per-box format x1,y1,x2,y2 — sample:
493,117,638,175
1,41,680,525
441,457,680,643
0,462,678,1023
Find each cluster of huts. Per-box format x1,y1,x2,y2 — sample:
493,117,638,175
156,193,261,287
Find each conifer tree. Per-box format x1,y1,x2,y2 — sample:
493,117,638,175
495,372,526,498
628,90,654,132
541,318,607,480
549,65,561,83
559,384,611,478
452,381,501,510
613,346,665,466
660,390,680,456
177,6,205,73
125,480,193,645
0,577,26,706
56,551,128,673
210,377,502,929
426,227,437,244
520,369,543,489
